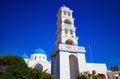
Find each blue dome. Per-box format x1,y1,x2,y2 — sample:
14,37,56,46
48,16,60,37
34,48,46,54
22,53,29,59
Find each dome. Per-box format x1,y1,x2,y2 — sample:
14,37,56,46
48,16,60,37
33,48,46,54
22,53,29,59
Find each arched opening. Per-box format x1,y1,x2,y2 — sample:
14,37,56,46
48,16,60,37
68,12,70,16
69,55,79,79
35,63,43,69
64,20,71,25
65,29,68,34
70,29,73,35
64,11,66,15
66,39,74,45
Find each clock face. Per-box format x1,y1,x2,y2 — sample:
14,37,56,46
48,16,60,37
66,39,74,45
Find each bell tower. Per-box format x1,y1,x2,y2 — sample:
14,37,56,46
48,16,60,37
51,6,86,79
55,5,78,46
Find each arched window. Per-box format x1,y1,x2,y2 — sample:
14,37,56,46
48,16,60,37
70,29,73,35
35,64,43,69
66,39,74,45
64,11,66,15
65,29,68,34
68,12,70,16
64,20,71,25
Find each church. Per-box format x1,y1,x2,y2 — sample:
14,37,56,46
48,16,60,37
22,6,108,79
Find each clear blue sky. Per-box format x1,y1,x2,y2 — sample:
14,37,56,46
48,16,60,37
0,0,120,69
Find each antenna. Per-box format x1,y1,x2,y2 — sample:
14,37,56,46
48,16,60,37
89,45,93,63
88,44,94,70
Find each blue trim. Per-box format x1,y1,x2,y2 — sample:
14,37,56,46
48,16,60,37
77,52,85,54
60,50,77,53
60,50,85,54
60,42,78,46
60,50,68,52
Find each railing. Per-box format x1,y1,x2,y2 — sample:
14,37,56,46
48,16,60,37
59,44,86,53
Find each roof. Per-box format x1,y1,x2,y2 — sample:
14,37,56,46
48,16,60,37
21,53,29,59
33,48,46,54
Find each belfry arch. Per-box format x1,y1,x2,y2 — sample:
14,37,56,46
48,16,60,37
69,54,79,79
64,19,72,25
65,39,74,45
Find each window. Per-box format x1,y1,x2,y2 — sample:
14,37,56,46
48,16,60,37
70,29,73,35
64,11,66,15
66,39,74,45
35,56,36,60
35,64,43,69
65,29,68,34
39,56,41,59
68,12,70,16
43,56,45,59
64,20,71,25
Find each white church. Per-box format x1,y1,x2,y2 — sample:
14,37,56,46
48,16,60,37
22,6,108,79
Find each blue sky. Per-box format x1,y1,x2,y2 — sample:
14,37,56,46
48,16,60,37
0,0,120,69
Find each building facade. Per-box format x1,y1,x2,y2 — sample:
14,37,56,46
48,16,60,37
22,48,51,73
51,6,107,79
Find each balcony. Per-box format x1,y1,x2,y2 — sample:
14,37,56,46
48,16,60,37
59,44,86,53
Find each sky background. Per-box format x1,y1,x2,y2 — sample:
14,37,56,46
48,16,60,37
0,0,120,69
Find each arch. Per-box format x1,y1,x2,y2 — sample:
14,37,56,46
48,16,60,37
35,63,43,69
65,39,74,45
63,11,66,15
70,29,73,35
68,12,70,16
64,20,71,24
69,54,79,79
65,29,68,34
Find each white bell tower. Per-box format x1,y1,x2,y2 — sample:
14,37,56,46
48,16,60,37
51,6,86,79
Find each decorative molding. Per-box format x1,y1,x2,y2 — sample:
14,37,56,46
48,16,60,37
59,44,86,53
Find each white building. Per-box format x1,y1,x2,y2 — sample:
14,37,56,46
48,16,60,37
51,6,108,79
22,6,108,79
107,70,120,79
22,48,51,73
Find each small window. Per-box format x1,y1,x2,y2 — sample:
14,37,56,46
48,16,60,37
39,56,41,59
70,30,73,35
43,56,45,59
65,29,68,34
64,11,66,15
68,12,70,16
35,56,36,60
